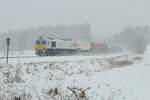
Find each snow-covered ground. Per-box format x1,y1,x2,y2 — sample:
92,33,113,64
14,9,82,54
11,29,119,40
0,49,149,100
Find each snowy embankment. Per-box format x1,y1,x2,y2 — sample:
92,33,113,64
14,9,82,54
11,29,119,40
0,49,149,100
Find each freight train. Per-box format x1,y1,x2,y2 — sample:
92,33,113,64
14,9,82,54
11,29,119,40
35,36,107,56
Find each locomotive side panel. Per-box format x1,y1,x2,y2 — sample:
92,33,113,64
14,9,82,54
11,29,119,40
46,39,75,50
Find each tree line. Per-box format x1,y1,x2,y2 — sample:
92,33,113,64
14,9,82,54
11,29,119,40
0,23,92,52
110,25,150,53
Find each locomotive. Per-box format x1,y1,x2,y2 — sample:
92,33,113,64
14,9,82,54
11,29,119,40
35,36,107,56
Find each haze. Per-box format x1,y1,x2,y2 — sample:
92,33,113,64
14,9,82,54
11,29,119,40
0,0,150,38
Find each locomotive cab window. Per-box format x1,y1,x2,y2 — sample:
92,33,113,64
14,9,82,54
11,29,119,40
51,41,56,47
36,41,40,45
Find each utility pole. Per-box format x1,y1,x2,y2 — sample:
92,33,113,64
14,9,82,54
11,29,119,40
6,38,10,64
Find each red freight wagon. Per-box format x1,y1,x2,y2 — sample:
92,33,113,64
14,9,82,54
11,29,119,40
91,42,108,52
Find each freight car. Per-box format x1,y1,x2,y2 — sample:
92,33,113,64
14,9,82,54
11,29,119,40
90,42,108,53
35,36,107,56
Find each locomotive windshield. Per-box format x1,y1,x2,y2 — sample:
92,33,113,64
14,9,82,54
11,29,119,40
36,40,46,45
41,41,46,45
36,41,40,45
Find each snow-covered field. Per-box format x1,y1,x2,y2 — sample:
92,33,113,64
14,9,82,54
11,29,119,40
0,48,149,100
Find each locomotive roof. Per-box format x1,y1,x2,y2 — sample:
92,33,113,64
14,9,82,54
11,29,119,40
46,37,71,41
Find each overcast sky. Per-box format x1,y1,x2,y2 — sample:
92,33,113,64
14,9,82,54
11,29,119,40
0,0,150,38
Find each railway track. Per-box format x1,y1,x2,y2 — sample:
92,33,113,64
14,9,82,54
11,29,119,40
0,56,38,59
0,53,129,59
0,54,142,65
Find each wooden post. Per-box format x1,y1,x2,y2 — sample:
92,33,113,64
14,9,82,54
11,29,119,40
6,38,10,64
